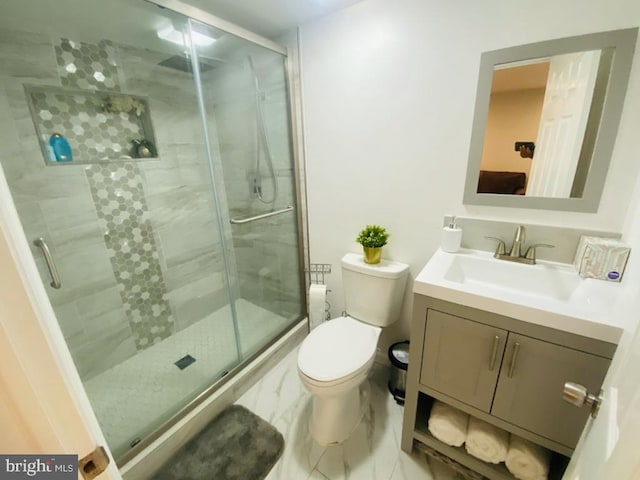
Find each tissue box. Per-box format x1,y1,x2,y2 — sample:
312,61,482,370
574,236,631,282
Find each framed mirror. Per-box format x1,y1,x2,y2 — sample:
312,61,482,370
463,28,638,212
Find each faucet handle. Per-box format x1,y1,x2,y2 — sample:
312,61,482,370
485,236,506,256
524,243,555,261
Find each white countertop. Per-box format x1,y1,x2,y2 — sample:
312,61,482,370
413,249,625,344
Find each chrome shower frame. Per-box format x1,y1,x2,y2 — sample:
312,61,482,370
116,0,310,466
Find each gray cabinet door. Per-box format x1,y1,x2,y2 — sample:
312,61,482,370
420,310,508,412
492,333,610,448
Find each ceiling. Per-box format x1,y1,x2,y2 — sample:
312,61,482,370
184,0,365,38
492,62,551,93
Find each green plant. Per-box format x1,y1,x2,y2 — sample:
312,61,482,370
356,225,389,248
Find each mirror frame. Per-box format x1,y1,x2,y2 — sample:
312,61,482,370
463,28,638,212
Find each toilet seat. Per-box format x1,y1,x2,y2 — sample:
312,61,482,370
298,316,381,383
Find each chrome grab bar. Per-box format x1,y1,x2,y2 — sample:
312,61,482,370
230,205,294,225
33,238,62,289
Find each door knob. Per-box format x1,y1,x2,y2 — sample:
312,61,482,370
563,382,603,418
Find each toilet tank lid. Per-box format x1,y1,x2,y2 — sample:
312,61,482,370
341,253,409,279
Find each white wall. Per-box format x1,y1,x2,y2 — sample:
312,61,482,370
299,0,640,351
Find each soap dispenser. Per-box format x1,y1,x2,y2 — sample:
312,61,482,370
441,216,462,253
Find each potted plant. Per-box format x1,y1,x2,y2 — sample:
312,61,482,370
356,224,389,264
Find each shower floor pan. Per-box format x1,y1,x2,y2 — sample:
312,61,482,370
83,298,291,456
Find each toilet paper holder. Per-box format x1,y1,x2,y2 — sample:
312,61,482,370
309,263,332,284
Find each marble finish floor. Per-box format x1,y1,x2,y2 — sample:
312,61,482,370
236,347,461,480
84,299,292,457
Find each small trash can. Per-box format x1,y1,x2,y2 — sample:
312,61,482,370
388,341,410,405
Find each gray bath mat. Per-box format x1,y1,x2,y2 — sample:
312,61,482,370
153,405,284,480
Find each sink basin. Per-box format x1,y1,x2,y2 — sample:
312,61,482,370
443,252,581,302
413,248,624,344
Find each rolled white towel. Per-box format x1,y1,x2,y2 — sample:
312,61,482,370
465,417,509,464
505,435,551,480
428,400,469,447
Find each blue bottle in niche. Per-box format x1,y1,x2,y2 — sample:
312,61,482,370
49,133,73,162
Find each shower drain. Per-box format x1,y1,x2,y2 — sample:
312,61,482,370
174,354,196,370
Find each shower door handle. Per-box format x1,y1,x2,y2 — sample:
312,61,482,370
230,205,294,224
33,237,62,289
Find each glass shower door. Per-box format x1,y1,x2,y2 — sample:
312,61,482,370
0,0,242,459
190,20,305,359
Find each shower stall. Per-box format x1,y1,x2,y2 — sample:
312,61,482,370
0,0,306,462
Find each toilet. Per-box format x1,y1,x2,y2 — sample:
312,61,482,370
297,252,409,445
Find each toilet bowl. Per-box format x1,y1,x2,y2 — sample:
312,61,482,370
298,315,381,445
297,253,409,445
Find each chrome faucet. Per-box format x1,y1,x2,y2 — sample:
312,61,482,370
486,226,554,265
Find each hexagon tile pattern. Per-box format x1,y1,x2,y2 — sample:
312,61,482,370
55,38,120,91
85,162,175,350
29,89,144,161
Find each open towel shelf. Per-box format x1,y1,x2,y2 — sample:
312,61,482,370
413,394,568,480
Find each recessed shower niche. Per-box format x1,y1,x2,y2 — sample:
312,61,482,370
25,85,158,165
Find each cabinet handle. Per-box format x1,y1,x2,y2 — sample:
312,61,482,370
489,335,500,371
508,342,520,378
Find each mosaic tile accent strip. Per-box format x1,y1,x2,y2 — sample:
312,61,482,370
85,162,175,349
28,87,147,161
55,38,120,91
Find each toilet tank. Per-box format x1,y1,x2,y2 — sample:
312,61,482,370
341,253,409,327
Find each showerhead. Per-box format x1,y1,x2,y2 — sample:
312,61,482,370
157,54,218,73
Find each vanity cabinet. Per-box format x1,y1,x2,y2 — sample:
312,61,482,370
402,295,617,480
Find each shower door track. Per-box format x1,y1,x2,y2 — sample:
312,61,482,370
145,0,287,55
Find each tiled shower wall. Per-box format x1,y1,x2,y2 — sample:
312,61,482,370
0,28,229,380
202,46,303,320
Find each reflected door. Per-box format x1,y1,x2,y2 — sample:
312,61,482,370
527,50,601,197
